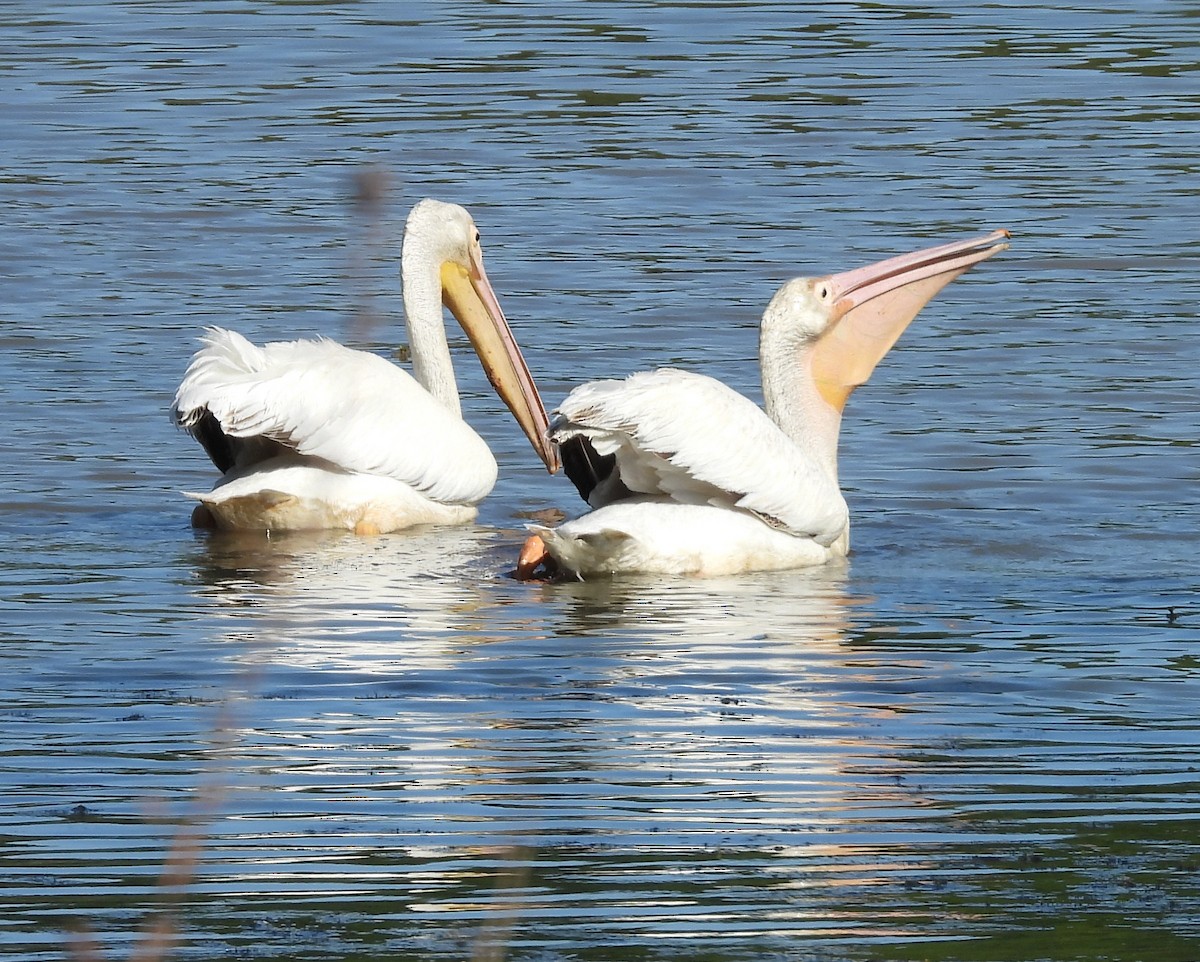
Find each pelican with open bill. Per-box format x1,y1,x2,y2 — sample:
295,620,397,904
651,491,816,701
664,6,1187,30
518,228,1010,578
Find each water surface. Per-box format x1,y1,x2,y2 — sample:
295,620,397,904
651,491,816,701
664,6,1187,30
2,2,1199,960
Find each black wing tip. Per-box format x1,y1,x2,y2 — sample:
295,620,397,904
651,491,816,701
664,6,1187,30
559,436,614,504
188,409,237,474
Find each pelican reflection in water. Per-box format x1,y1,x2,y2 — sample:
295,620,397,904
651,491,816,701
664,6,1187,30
518,229,1010,579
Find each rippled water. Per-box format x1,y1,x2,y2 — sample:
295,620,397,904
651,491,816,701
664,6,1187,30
3,2,1199,960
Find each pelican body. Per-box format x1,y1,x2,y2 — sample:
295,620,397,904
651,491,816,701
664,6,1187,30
519,229,1010,578
173,199,558,534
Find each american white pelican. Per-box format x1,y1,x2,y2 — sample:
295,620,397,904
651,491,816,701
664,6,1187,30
173,198,559,534
517,229,1010,578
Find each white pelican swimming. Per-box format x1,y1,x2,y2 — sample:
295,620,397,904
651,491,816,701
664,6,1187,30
517,229,1010,578
173,198,559,534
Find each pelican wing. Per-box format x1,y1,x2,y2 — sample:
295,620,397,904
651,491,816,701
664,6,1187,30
550,368,848,544
172,328,496,505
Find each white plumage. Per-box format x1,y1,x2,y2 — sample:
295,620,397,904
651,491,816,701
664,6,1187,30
521,229,1010,578
551,369,847,541
529,500,833,578
173,199,556,534
175,329,496,506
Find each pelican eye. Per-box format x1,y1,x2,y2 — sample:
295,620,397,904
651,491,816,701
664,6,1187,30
474,230,481,244
816,283,830,300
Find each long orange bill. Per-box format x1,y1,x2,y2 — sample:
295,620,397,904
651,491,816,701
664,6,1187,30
441,249,560,473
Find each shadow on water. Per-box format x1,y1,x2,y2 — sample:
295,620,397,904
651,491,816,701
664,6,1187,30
186,524,510,637
523,559,855,639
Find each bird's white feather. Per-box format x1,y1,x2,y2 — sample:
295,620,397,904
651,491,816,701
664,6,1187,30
551,368,847,544
173,328,496,506
528,500,833,577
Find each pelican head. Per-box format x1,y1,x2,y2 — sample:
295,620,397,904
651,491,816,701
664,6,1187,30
403,199,560,473
766,228,1010,413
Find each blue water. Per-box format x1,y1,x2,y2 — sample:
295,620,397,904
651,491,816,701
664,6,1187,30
2,2,1198,960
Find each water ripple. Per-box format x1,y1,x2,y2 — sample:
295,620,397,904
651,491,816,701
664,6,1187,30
3,2,1199,960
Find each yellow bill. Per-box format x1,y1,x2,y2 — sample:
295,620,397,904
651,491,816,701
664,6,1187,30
440,249,560,473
